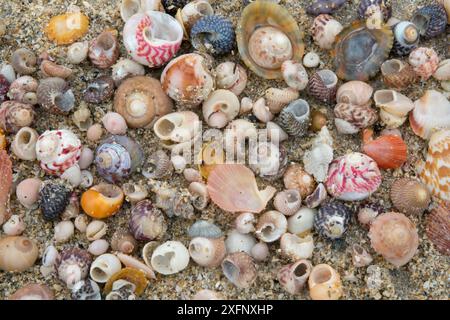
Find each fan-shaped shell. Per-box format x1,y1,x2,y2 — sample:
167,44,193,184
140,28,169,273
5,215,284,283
390,178,430,216
362,129,407,169
426,202,450,256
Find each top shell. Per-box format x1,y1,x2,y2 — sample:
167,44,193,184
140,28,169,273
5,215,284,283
236,1,304,79
332,20,393,81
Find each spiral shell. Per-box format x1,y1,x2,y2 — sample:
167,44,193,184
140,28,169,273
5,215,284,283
111,58,146,86
142,150,173,179
281,60,308,91
408,47,440,80
390,178,430,216
0,101,34,133
334,103,378,134
37,77,75,114
221,252,257,288
277,259,312,295
71,279,101,300
411,4,447,39
83,76,115,104
175,0,213,38
380,59,417,90
81,183,124,219
55,248,92,288
111,229,137,254
278,99,311,137
67,41,89,64
311,14,343,50
191,15,235,56
189,237,226,268
89,253,122,283
392,21,419,56
89,30,119,69
202,89,240,128
315,201,352,239
129,199,167,241
40,59,73,79
273,189,302,216
248,142,288,181
426,202,450,256
7,76,38,105
151,241,190,275
265,87,299,114
11,48,37,75
255,210,287,243
39,182,71,221
215,62,247,96
307,69,338,104
280,233,314,260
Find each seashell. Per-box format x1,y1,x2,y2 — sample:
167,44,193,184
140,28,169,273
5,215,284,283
188,220,223,239
307,69,338,104
104,267,149,298
277,259,312,295
89,30,119,69
11,127,39,161
162,0,190,15
115,252,156,279
265,87,299,114
325,152,381,201
305,183,328,208
255,210,287,243
67,41,89,64
0,150,11,226
60,193,80,220
418,130,450,200
175,0,214,39
434,59,450,81
374,88,415,123
142,150,173,180
0,75,9,105
306,0,347,15
283,164,316,199
171,154,187,173
39,182,71,221
95,135,144,183
369,212,419,267
81,184,124,219
184,168,202,183
426,202,450,256
2,215,26,236
392,21,419,56
225,229,257,255
55,248,92,288
202,89,240,128
236,1,304,79
331,20,393,81
86,220,108,241
287,208,316,236
36,129,81,175
273,189,302,216
121,0,165,22
60,164,82,187
71,279,101,300
188,182,209,210
351,244,373,267
11,48,37,75
303,126,334,182
152,185,195,219
280,233,314,260
266,121,288,143
215,62,247,96
250,242,269,262
9,284,54,300
334,103,378,134
235,212,256,234
88,126,104,143
357,202,383,228
411,4,447,39
101,112,127,136
207,164,276,213
122,183,148,204
54,220,75,243
45,12,89,45
310,109,328,133
71,105,92,132
191,15,235,56
223,119,257,156
16,177,42,209
336,80,373,105
191,289,225,300
123,11,183,68
129,199,167,241
358,0,392,21
112,231,136,256
83,76,115,104
381,59,417,91
80,170,94,189
408,47,440,80
278,99,311,137
248,142,287,181
37,77,75,114
74,214,89,233
161,53,215,107
308,264,343,300
88,239,110,256
221,252,256,288
0,101,34,133
189,237,226,267
7,76,38,105
40,60,73,79
0,236,38,272
281,60,308,91
0,64,15,85
314,201,351,239
252,98,274,123
151,241,190,275
362,129,407,169
410,90,450,139
303,52,321,68
90,253,122,283
311,14,343,50
111,59,146,86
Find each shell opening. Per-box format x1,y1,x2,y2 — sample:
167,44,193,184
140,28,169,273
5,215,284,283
153,251,175,269
381,60,401,74
374,90,394,104
18,130,32,145
293,262,308,278
290,101,309,119
156,119,175,136
222,260,238,279
143,15,181,44
318,70,337,88
54,90,75,112
97,33,115,51
96,184,122,199
411,14,430,36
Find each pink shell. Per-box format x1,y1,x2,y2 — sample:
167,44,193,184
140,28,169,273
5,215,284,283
325,152,382,201
408,47,439,80
36,129,82,175
123,11,183,68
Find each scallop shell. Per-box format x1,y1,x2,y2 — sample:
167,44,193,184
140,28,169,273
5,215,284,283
362,129,407,169
332,20,393,81
45,12,89,45
426,202,450,256
390,178,430,216
311,14,343,50
236,1,304,79
380,59,417,90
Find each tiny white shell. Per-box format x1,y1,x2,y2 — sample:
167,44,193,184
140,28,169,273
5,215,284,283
235,212,256,234
287,208,316,235
74,214,89,233
224,229,257,255
303,52,320,68
88,239,110,256
151,241,190,275
252,98,274,123
61,164,82,187
78,147,94,169
280,233,314,260
2,215,26,236
255,211,287,243
250,242,269,262
54,220,75,243
86,220,107,241
79,170,94,189
90,253,122,283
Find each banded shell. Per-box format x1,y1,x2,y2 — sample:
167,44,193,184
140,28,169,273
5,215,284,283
390,178,430,216
381,59,417,90
278,99,311,137
307,69,338,104
411,4,447,39
392,21,419,56
311,14,343,50
334,103,378,134
426,202,450,256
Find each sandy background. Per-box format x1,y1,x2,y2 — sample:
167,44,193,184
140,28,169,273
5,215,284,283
0,0,448,299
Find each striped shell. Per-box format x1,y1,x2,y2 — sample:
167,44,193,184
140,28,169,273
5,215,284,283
307,69,338,104
390,178,430,216
314,201,352,239
278,99,310,137
426,202,450,256
381,59,417,90
411,4,447,39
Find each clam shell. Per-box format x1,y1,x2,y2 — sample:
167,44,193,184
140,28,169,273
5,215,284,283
362,130,407,169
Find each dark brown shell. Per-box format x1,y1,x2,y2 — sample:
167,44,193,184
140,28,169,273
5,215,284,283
83,75,115,104
426,202,450,256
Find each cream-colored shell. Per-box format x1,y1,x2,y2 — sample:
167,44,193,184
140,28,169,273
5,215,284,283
374,89,414,128
265,87,299,114
255,211,287,242
202,89,240,128
280,233,314,260
86,220,107,241
287,208,316,235
11,127,39,161
303,126,334,182
308,264,343,300
188,237,226,268
433,59,450,81
150,241,190,275
89,253,122,283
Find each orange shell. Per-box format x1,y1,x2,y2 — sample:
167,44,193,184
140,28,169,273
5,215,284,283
104,267,149,296
81,184,124,219
362,130,407,169
45,13,89,45
0,128,6,150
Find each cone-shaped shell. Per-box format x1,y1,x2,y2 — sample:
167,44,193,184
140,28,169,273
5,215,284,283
390,178,430,216
426,202,450,256
236,1,304,79
207,164,276,213
332,20,393,81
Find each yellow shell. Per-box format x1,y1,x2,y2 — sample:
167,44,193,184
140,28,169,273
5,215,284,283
236,1,304,79
104,267,149,296
45,12,89,45
198,141,224,180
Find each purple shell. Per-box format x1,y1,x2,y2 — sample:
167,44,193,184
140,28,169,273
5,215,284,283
83,76,115,104
0,75,10,104
129,199,167,241
306,0,347,15
55,248,92,288
358,0,392,21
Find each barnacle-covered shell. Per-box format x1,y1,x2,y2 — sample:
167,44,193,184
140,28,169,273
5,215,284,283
111,59,146,86
248,142,287,181
392,21,419,56
89,30,119,69
381,59,417,90
236,1,304,79
114,76,173,128
215,62,247,96
332,20,393,81
325,152,381,201
191,15,235,56
362,129,407,169
161,53,215,107
130,199,167,241
369,212,419,267
315,201,351,239
45,12,89,45
0,236,39,272
37,77,75,114
81,184,124,219
7,76,38,105
390,178,430,216
409,47,440,80
221,252,256,288
311,14,343,50
426,202,450,256
55,248,92,288
308,69,338,104
0,101,34,133
283,164,316,199
278,99,311,137
11,48,37,75
202,89,240,128
83,76,115,104
278,259,312,295
281,60,308,91
411,4,447,39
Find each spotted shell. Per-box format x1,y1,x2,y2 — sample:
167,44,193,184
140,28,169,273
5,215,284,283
315,201,352,239
311,14,343,50
236,1,304,79
325,152,382,201
408,47,440,80
332,20,393,81
36,129,82,176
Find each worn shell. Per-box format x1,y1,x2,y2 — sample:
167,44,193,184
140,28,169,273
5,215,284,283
9,284,54,300
221,252,257,288
142,150,173,180
311,14,343,50
390,178,430,216
255,210,287,242
248,142,288,181
0,236,39,272
55,248,92,288
278,99,311,137
45,12,89,45
308,264,343,300
191,15,235,56
381,59,417,90
411,4,447,39
151,241,190,275
277,259,312,295
111,229,137,254
111,58,146,85
215,62,247,96
67,41,89,64
303,126,334,182
273,189,302,216
37,77,75,114
202,89,240,128
129,199,167,241
89,30,119,69
188,237,226,268
40,60,73,79
280,233,314,260
0,101,34,134
281,60,308,91
7,76,38,105
315,201,352,239
83,76,115,104
11,48,37,75
426,202,450,256
283,164,316,199
409,47,440,80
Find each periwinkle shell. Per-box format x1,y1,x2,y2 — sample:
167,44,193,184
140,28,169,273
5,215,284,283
129,199,167,241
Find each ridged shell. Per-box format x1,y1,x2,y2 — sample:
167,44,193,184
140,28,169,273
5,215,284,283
426,202,450,256
129,199,167,241
278,99,310,137
37,77,75,114
392,21,419,56
236,1,304,79
362,130,407,169
307,69,338,104
191,15,235,56
381,59,417,90
390,178,430,216
314,201,352,239
39,182,71,221
411,4,447,39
